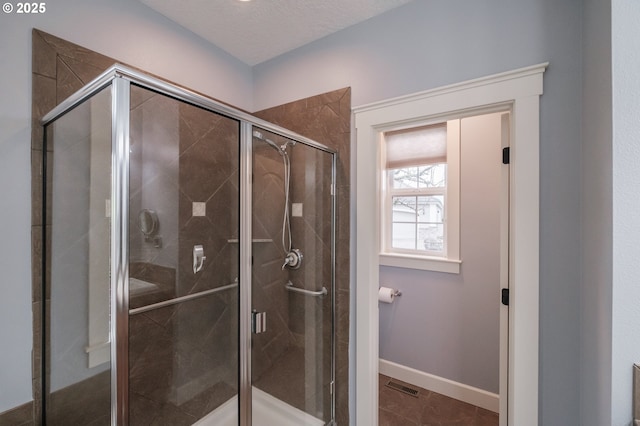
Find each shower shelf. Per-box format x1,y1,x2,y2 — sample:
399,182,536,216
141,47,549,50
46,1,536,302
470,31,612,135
227,238,272,243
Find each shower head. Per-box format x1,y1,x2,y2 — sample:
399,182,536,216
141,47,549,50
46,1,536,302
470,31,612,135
253,130,285,155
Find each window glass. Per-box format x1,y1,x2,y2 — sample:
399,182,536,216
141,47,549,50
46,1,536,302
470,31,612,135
418,223,444,253
391,194,445,253
392,167,418,189
418,165,446,188
391,164,446,189
392,196,417,221
392,223,416,250
417,195,444,223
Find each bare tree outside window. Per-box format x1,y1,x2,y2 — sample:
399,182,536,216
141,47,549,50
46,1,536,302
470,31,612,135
392,165,445,189
390,164,446,253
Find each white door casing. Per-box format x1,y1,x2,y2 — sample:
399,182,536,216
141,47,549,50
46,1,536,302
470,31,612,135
353,63,547,426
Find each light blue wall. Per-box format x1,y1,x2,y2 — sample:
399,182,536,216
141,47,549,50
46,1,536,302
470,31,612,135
254,1,583,423
581,0,612,424
612,0,640,423
0,0,252,413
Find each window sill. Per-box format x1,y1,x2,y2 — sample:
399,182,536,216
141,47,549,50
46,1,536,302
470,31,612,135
379,253,461,274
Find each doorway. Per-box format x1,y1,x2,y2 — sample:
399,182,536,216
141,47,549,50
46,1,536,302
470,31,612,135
354,63,547,426
377,111,510,425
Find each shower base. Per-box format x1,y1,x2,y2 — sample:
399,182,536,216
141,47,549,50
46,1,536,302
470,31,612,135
194,386,324,426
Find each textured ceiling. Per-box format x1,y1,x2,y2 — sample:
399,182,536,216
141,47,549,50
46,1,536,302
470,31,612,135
138,0,415,65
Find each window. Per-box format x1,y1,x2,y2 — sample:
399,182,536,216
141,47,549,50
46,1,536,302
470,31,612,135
389,166,446,253
380,120,461,273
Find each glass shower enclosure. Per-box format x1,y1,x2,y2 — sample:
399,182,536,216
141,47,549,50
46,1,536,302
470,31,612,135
40,65,336,426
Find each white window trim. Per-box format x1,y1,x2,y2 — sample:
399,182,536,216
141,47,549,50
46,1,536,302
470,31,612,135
379,253,462,274
379,119,461,273
354,62,547,426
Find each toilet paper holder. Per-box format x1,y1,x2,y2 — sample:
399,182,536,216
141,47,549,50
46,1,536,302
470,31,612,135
378,286,402,304
379,288,402,297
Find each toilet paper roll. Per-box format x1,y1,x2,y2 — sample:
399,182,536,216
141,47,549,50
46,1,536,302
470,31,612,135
378,286,396,304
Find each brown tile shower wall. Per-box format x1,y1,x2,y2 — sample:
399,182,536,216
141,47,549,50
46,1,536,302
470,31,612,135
175,101,240,297
129,88,239,425
128,86,242,423
251,147,298,380
46,371,110,425
128,262,176,310
0,402,34,426
287,143,334,328
254,88,351,425
128,93,241,422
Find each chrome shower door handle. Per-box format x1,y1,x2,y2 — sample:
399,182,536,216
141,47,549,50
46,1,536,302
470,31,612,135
193,245,206,273
252,310,267,334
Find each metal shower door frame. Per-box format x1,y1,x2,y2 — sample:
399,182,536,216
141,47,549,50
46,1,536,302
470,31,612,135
110,75,131,426
41,64,337,426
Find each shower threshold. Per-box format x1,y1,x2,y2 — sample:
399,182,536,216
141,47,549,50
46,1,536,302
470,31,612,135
193,386,324,426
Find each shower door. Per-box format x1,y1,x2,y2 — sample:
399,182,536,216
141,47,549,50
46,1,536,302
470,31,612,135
43,81,242,425
250,128,335,426
126,84,240,425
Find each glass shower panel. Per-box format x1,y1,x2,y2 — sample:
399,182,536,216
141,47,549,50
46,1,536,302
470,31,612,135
44,87,112,425
127,85,240,425
41,64,338,426
251,128,334,425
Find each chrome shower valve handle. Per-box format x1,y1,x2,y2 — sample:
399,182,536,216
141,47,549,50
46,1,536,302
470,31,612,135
193,245,206,273
282,249,303,270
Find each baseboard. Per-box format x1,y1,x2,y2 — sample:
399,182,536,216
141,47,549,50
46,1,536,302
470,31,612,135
379,358,499,413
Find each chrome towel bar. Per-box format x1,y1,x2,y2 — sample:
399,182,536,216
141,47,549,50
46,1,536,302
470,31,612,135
129,280,238,315
284,280,327,297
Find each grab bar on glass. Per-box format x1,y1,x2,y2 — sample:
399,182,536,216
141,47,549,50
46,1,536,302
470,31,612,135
284,280,327,297
129,280,238,315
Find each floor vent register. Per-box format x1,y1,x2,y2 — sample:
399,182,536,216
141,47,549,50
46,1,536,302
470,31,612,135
384,380,420,398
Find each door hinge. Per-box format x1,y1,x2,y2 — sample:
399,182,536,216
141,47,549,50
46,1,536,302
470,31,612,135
501,288,509,306
502,147,510,164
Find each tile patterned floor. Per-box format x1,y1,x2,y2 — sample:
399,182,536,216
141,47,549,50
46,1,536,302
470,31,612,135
378,374,499,426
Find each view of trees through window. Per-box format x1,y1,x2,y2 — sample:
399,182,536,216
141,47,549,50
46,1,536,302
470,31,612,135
390,164,446,252
391,164,445,189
